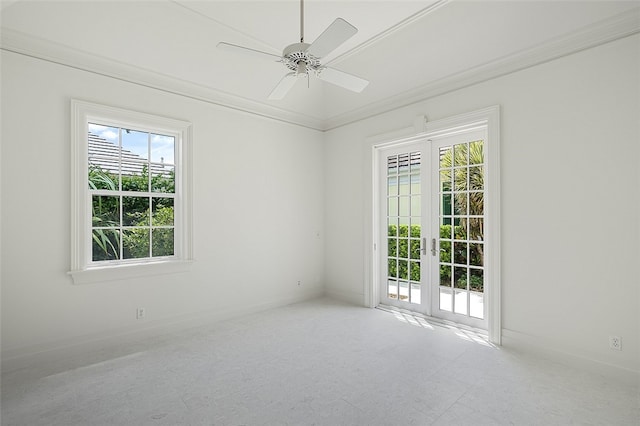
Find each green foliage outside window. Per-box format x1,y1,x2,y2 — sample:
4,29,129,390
89,166,175,261
387,223,483,292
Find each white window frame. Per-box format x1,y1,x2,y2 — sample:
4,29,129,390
69,100,193,284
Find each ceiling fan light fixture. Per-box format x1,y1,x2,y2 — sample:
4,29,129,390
296,61,308,77
218,0,369,99
282,43,319,73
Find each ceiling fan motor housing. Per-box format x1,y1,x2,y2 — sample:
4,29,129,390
282,43,320,75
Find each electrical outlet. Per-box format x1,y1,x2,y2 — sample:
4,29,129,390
609,336,621,351
136,307,145,320
297,280,301,286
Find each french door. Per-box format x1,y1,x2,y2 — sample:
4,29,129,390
380,143,428,313
379,128,487,330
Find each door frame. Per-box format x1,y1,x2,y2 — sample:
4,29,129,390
367,106,501,344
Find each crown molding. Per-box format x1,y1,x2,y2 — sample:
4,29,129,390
325,0,448,67
2,8,638,133
323,9,640,131
0,28,326,131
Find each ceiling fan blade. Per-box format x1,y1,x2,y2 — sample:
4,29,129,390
317,67,369,93
306,18,357,59
268,73,298,100
217,42,281,62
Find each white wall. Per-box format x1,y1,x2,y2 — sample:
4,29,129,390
324,35,640,372
1,51,325,360
1,28,638,377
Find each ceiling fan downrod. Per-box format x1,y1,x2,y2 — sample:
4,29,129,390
300,0,304,43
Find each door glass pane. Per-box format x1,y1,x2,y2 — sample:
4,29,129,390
454,267,467,290
387,176,398,195
388,197,398,217
470,292,484,319
470,268,484,292
399,175,410,195
399,281,409,301
439,287,452,311
388,259,397,278
455,218,467,239
409,261,420,281
410,240,420,259
388,279,398,299
388,218,398,236
469,166,483,190
410,173,420,194
385,151,421,306
410,152,421,172
469,140,483,165
439,147,451,168
398,239,408,259
469,196,484,215
388,239,397,257
469,218,483,241
387,156,398,175
411,195,421,217
398,260,408,280
454,242,468,265
469,243,483,267
454,290,467,314
398,154,410,173
439,241,451,263
454,193,468,216
442,194,452,216
454,167,467,190
437,139,485,321
399,197,410,216
410,284,421,304
440,170,451,192
440,264,451,286
454,144,468,166
399,217,409,237
410,222,420,238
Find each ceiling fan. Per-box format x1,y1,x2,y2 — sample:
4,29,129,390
217,0,369,100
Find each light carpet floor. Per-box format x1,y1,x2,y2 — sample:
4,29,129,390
1,298,638,425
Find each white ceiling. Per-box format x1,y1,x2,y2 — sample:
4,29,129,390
1,1,639,130
176,1,433,63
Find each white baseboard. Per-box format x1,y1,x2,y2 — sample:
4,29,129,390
501,328,640,384
324,287,365,307
1,288,324,375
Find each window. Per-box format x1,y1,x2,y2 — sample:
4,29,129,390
70,100,192,284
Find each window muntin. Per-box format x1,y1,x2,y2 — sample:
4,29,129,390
88,124,176,263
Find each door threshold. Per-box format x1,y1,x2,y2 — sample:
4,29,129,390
376,304,490,342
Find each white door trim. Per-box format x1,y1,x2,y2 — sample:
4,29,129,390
367,106,501,344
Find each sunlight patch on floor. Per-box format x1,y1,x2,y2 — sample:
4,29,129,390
377,304,494,348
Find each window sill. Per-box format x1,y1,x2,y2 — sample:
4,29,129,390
68,260,192,285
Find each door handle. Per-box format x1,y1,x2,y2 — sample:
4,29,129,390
431,238,437,256
421,237,427,256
